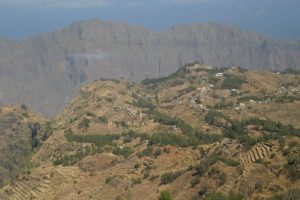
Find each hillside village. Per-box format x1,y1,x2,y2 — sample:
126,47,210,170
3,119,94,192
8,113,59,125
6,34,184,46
0,63,299,200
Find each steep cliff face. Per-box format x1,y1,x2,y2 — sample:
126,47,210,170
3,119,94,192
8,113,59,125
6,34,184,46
0,19,299,116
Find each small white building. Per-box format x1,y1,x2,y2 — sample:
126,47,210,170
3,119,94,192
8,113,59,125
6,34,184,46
216,73,224,77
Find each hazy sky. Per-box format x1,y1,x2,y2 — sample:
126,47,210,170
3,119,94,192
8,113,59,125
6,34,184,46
0,0,299,40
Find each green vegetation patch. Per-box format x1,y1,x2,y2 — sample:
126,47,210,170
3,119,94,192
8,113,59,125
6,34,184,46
204,110,300,148
133,97,156,110
270,188,300,200
65,133,120,147
222,75,246,89
78,117,91,129
201,191,244,200
160,170,185,185
53,145,101,166
159,190,173,200
194,153,239,178
112,147,133,158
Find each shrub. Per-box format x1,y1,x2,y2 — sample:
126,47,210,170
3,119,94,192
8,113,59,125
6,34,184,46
177,86,196,97
204,111,229,127
53,146,92,166
149,175,159,181
143,171,150,179
21,104,27,110
222,75,246,89
160,170,184,185
86,112,95,117
270,188,300,200
78,118,90,129
237,66,248,73
123,136,132,143
278,136,286,149
159,190,172,200
170,79,184,86
137,146,153,157
134,163,141,169
133,98,156,110
219,157,240,167
282,68,300,74
151,111,177,126
190,177,201,187
105,176,112,184
131,177,142,184
195,154,220,176
126,82,135,89
154,148,162,158
105,97,114,102
198,185,208,196
286,152,300,181
202,191,244,200
213,102,234,110
98,116,108,124
203,191,226,200
42,122,53,141
114,121,128,128
112,147,133,158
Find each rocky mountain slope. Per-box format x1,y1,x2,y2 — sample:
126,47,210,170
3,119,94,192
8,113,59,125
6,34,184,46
0,64,299,200
0,19,300,116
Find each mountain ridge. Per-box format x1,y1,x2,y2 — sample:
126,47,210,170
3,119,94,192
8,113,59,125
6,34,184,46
0,19,300,116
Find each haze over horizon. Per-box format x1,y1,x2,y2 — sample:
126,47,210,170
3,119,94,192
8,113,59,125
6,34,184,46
0,0,299,40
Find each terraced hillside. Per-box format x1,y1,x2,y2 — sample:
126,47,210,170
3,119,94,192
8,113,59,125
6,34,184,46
0,105,50,188
0,64,300,200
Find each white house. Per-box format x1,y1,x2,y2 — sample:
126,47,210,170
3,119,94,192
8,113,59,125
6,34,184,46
215,73,224,77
